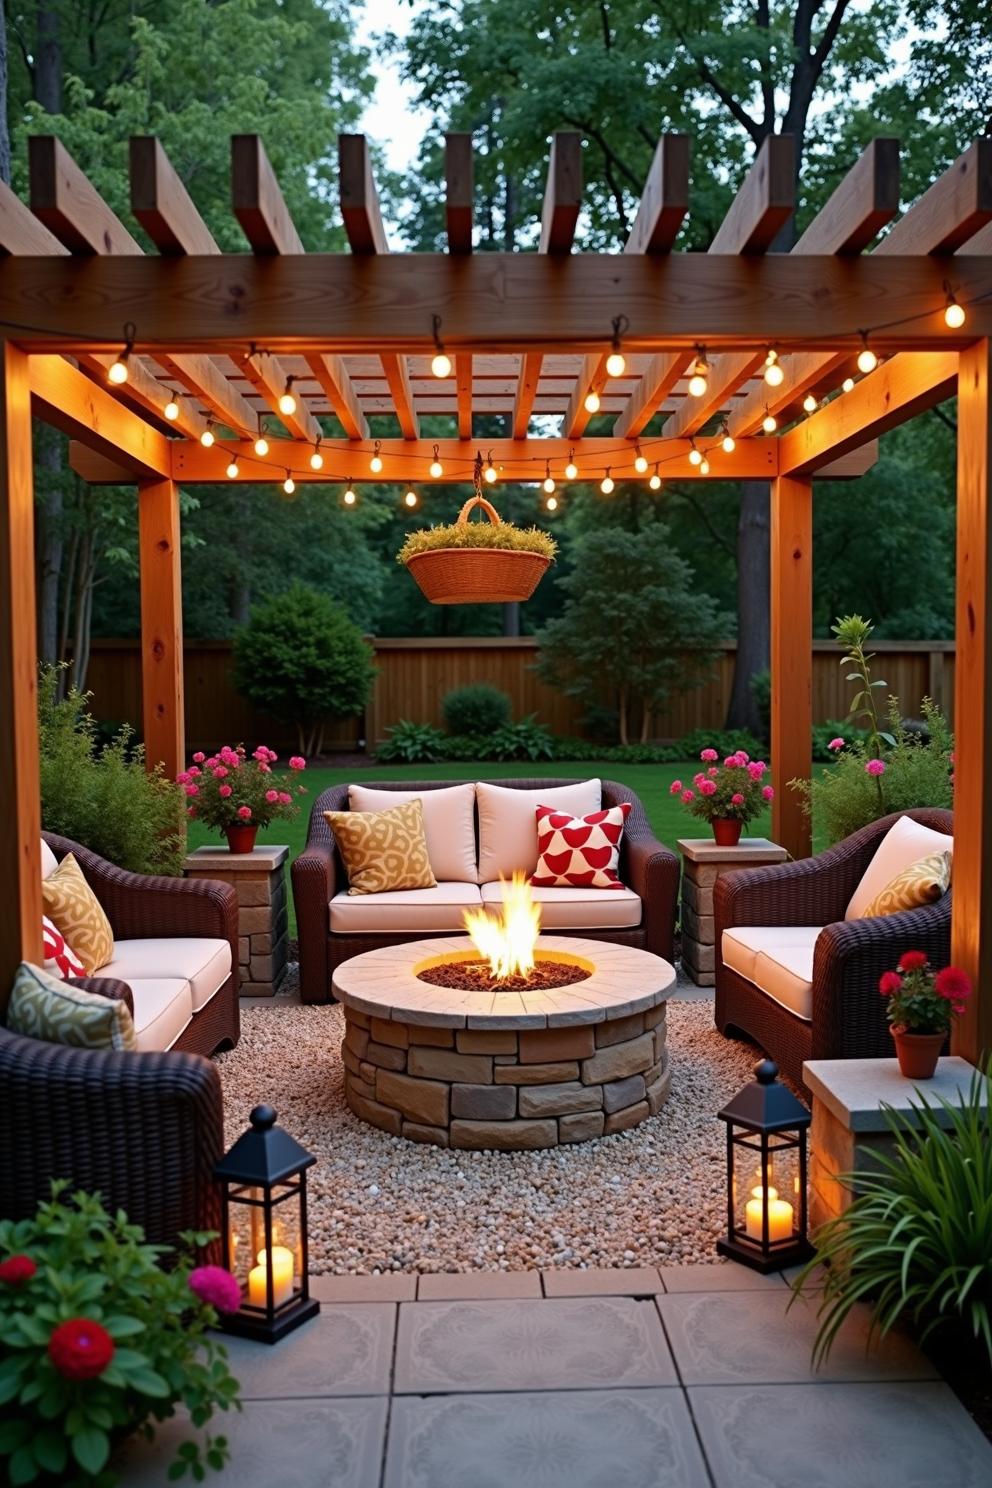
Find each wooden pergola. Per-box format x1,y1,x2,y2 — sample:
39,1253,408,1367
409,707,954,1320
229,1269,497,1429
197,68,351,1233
1,129,990,1061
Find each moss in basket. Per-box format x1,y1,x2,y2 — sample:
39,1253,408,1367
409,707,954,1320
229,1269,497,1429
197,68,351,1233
397,521,557,563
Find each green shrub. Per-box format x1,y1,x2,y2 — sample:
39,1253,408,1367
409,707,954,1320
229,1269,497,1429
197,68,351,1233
677,728,766,762
375,720,446,764
489,717,555,762
794,1067,992,1367
811,718,871,761
232,584,375,757
442,684,511,736
39,669,185,876
435,734,492,762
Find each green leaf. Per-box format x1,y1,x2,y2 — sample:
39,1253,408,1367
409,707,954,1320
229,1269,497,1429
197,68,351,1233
8,1445,39,1486
103,1314,146,1339
128,1367,171,1397
72,1427,111,1476
31,1431,68,1476
0,1419,31,1453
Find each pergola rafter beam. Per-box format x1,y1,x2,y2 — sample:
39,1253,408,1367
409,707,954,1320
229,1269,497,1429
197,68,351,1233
305,353,368,440
129,137,218,256
625,134,690,255
709,134,795,254
540,132,582,254
30,354,171,478
232,134,305,254
445,133,473,254
512,352,543,439
339,134,389,254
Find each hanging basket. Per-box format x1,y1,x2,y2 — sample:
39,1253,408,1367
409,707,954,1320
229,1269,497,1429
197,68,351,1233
404,496,552,605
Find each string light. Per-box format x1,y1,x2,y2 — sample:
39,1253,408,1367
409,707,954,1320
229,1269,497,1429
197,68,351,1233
762,409,778,433
278,376,297,416
430,314,451,379
343,484,357,506
803,393,818,414
699,456,710,475
649,465,662,491
163,391,180,421
564,450,578,481
107,322,135,385
600,468,615,495
483,452,498,484
688,347,709,398
720,422,736,454
605,314,628,378
254,417,269,458
309,441,324,471
429,444,444,478
764,348,784,387
370,440,383,474
542,461,556,495
583,387,601,414
944,283,966,328
688,440,703,467
404,489,418,508
842,376,855,393
544,494,559,512
633,445,648,474
199,417,215,448
856,333,878,374
226,456,239,479
282,472,296,495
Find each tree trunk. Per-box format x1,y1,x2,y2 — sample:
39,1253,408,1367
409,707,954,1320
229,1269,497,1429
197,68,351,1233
35,5,63,113
502,602,520,636
725,480,770,734
0,0,10,185
617,687,629,746
35,430,64,663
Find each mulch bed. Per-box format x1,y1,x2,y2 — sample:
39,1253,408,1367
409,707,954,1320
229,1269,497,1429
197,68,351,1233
417,958,591,992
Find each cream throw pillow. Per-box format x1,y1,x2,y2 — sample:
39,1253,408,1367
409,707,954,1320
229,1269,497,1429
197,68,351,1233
349,782,478,883
845,815,954,920
476,779,602,882
325,798,437,896
41,853,114,974
7,961,136,1051
861,850,951,919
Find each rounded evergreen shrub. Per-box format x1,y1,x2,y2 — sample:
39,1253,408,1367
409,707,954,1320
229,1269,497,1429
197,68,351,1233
442,683,511,736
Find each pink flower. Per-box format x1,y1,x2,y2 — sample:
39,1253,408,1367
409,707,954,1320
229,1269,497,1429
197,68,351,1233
220,746,239,766
187,766,201,777
762,785,775,800
828,737,845,752
737,751,750,763
218,784,232,798
693,773,706,787
699,779,717,797
289,756,306,771
278,792,292,805
731,793,745,806
237,806,252,821
184,783,199,797
188,1265,242,1314
724,755,740,768
878,971,902,996
708,766,719,777
259,762,271,773
681,789,695,804
865,758,886,776
192,752,205,764
700,748,718,762
212,765,229,778
265,789,279,803
186,805,196,818
670,780,683,795
176,771,191,785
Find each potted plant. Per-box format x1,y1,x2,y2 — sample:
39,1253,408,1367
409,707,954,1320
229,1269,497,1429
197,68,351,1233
178,744,306,853
397,490,556,605
878,951,972,1078
671,747,774,846
0,1185,241,1485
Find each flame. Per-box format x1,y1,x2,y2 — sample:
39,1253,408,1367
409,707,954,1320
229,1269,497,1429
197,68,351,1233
463,871,542,981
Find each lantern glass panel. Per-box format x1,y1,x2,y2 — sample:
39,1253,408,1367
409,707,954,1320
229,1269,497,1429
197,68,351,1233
731,1132,802,1249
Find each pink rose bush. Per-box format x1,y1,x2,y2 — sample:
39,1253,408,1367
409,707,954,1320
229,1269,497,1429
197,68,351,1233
879,953,971,1033
177,743,307,839
675,748,774,827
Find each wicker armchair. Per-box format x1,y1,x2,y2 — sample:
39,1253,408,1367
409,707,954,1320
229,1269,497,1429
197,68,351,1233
293,777,680,1005
714,809,953,1091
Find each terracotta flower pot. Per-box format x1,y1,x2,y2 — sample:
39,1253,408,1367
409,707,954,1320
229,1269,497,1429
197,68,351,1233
890,1026,946,1080
712,817,743,847
225,824,258,855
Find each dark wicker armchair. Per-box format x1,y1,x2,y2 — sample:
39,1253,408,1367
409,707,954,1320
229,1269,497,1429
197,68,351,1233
714,809,953,1091
293,777,680,1005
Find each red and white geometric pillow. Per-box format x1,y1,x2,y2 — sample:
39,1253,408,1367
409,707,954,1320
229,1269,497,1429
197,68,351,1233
531,802,632,889
42,915,86,981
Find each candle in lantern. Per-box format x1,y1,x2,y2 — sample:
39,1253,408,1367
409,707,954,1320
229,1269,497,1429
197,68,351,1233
745,1185,793,1243
248,1244,295,1308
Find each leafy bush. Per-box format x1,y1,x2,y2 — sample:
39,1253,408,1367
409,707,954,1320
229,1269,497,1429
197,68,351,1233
0,1185,240,1486
489,717,555,762
749,668,771,741
794,1067,992,1367
375,720,446,764
435,734,493,762
677,728,765,763
442,684,511,736
180,745,307,833
39,669,185,877
811,719,871,761
397,520,556,562
232,584,375,757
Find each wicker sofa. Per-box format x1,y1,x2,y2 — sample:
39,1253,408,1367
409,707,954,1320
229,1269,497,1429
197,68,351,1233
293,777,680,1005
714,809,953,1090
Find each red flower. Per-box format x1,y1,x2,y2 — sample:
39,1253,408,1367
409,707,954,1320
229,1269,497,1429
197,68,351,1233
0,1255,36,1286
897,951,928,973
935,966,972,1004
878,971,902,996
48,1318,115,1380
188,1265,242,1314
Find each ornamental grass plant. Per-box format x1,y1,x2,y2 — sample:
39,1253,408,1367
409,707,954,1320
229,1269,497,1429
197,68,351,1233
397,520,556,562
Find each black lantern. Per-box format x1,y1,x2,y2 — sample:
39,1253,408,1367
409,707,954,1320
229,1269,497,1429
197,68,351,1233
717,1058,813,1273
214,1104,320,1342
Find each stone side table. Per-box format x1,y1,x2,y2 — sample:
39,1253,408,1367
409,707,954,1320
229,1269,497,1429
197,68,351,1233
183,845,289,997
677,837,788,986
804,1057,985,1229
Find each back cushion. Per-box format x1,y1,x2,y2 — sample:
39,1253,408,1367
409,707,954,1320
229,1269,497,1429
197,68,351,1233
40,838,58,880
349,783,478,883
846,814,954,920
8,961,136,1051
477,779,602,883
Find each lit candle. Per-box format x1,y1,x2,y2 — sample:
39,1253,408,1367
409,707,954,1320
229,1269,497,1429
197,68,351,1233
745,1185,794,1243
248,1244,295,1308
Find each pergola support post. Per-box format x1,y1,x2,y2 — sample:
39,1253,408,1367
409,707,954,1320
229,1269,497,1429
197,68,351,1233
952,339,992,1065
0,341,43,987
138,478,185,780
770,474,813,860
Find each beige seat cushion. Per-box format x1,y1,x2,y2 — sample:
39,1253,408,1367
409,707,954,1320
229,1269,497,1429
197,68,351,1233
480,880,641,931
722,925,824,985
128,979,194,1051
330,882,482,934
476,779,602,883
722,926,822,1022
98,938,231,1012
349,782,478,884
846,815,954,920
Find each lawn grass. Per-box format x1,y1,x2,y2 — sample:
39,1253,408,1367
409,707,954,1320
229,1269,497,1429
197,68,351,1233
188,759,786,936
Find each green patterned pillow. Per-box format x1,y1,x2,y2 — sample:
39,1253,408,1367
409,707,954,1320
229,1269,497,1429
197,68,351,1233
7,962,136,1052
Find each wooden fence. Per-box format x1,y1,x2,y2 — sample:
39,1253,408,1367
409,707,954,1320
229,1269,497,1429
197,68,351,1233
83,637,956,753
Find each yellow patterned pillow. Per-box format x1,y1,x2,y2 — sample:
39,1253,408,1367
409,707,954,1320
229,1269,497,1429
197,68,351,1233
41,853,114,973
7,962,136,1051
324,798,437,896
861,850,952,919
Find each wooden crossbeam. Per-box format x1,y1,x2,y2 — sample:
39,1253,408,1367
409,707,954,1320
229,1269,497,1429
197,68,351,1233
540,133,582,254
380,353,419,440
709,134,794,254
29,355,171,478
339,134,389,254
445,133,473,253
129,137,217,255
625,135,690,255
564,353,609,439
778,351,958,475
613,352,690,439
512,352,543,439
239,346,322,444
0,178,68,255
232,134,305,255
455,354,473,438
793,137,899,255
305,353,368,440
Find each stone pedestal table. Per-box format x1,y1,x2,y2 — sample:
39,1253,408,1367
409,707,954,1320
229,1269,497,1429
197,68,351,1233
183,844,289,996
678,837,788,985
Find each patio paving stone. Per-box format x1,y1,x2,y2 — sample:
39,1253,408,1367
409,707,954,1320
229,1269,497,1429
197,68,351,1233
393,1296,678,1393
541,1265,666,1296
220,1304,396,1398
658,1261,788,1292
657,1289,938,1386
689,1381,992,1488
311,1272,417,1302
417,1269,543,1300
383,1389,712,1488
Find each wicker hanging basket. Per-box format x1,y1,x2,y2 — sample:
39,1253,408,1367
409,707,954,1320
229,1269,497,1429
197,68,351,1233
404,494,552,605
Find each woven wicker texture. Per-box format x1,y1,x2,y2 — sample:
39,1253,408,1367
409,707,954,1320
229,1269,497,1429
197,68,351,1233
404,496,551,604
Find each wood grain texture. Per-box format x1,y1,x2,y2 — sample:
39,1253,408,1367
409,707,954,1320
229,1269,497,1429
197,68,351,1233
239,346,322,444
512,353,545,439
339,134,389,254
305,352,369,439
709,135,795,254
793,138,900,255
0,178,68,255
625,135,690,255
232,134,305,254
540,133,582,254
445,133,473,254
455,354,473,438
138,478,185,779
770,474,813,860
129,137,219,256
613,352,692,439
379,353,419,439
29,355,171,477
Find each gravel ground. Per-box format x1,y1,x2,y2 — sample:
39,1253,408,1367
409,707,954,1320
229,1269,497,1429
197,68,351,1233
216,983,762,1275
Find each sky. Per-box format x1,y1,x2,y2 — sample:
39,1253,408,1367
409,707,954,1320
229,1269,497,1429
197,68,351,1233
354,0,429,175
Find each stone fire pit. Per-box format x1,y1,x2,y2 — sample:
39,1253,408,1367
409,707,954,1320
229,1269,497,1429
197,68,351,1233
332,936,675,1150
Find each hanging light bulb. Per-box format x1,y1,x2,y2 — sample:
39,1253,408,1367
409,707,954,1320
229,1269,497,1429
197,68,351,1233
200,419,215,448
226,457,240,479
605,315,628,378
699,456,711,475
721,422,736,454
343,485,357,506
649,465,662,491
545,494,559,512
254,418,269,458
802,393,818,414
688,347,709,398
842,376,855,393
164,391,180,422
278,376,297,416
856,334,878,374
764,348,784,387
430,314,451,378
309,442,324,471
429,444,444,479
762,410,778,433
633,445,648,474
542,461,556,495
107,322,135,385
688,440,703,467
404,489,418,508
584,388,601,414
369,440,383,474
600,468,615,495
282,472,296,495
483,453,498,484
944,284,966,329
564,450,578,481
